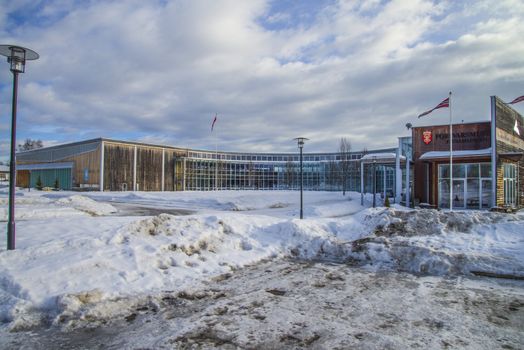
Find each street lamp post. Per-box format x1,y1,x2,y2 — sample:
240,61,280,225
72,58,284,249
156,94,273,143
372,156,377,208
0,45,39,250
294,137,308,219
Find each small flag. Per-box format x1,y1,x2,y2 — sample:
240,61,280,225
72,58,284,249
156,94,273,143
508,95,524,105
418,97,450,118
211,114,217,131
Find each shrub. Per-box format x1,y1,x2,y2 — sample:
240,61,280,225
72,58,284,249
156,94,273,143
54,178,60,190
36,176,43,190
384,196,390,208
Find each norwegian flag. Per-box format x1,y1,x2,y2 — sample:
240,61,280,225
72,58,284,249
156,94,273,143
211,114,218,131
508,95,524,105
417,97,450,118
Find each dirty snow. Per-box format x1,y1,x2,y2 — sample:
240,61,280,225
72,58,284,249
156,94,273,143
0,190,523,348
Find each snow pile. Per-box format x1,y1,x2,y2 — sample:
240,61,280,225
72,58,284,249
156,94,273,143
348,209,524,276
0,210,371,330
55,195,117,216
0,195,86,221
0,190,523,331
84,190,341,215
0,194,116,220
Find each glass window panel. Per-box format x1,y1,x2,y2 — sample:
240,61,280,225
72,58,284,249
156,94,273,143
467,164,479,179
438,179,450,208
481,180,491,208
452,180,465,208
480,163,491,178
439,165,450,179
466,179,480,209
452,164,465,178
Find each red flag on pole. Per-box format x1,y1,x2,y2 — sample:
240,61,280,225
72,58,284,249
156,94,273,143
211,114,217,131
508,95,524,105
417,97,450,118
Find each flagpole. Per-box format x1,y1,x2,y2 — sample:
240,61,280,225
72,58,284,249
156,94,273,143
449,91,453,212
215,115,218,191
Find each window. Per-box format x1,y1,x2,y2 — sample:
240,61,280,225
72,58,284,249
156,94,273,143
438,162,491,209
503,163,517,206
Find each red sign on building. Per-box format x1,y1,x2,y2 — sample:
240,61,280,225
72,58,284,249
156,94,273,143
422,131,432,145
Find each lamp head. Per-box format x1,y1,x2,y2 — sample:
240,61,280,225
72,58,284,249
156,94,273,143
0,45,39,73
293,137,309,149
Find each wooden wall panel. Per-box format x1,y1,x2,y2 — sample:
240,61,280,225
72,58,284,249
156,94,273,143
163,149,176,191
136,147,163,191
63,148,100,187
104,143,134,191
16,170,30,188
494,98,524,207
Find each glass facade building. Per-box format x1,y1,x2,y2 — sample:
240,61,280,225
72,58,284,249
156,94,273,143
179,148,398,192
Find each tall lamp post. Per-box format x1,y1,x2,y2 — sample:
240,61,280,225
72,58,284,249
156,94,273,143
0,45,39,250
294,137,308,219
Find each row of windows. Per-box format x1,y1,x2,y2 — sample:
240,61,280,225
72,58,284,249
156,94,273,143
438,163,492,179
185,152,364,162
180,159,397,193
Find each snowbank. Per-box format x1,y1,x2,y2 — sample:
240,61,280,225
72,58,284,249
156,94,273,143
54,195,117,216
0,194,116,220
0,190,523,331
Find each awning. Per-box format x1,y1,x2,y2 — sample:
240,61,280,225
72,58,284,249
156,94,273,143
419,148,491,160
360,153,406,163
17,162,74,171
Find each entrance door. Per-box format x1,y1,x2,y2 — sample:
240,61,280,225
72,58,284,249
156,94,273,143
466,179,480,209
480,179,492,209
452,179,465,209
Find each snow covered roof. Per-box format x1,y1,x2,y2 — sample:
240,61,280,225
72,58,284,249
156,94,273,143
360,153,406,162
419,148,492,160
0,165,9,172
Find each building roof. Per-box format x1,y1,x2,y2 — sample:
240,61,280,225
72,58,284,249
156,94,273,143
419,148,492,160
17,162,74,170
360,153,406,163
16,137,398,158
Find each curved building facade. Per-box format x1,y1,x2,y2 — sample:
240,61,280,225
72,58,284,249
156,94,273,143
16,138,401,195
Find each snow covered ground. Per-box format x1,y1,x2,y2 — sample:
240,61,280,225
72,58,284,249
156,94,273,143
0,189,523,348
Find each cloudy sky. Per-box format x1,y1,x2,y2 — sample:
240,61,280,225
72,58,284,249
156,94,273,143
0,0,523,158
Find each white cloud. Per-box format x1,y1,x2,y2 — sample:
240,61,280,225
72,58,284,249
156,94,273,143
0,0,522,158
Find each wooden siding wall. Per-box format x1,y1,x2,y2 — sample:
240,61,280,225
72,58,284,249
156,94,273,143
104,143,134,191
136,147,163,191
412,122,493,206
174,157,185,191
163,149,177,191
17,146,101,189
16,171,30,188
103,141,187,191
494,98,524,207
63,148,100,187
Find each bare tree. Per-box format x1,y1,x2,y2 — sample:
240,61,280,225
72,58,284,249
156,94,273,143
18,138,43,151
285,157,294,189
339,137,351,196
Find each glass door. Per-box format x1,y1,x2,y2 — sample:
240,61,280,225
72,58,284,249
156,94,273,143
452,179,465,209
466,179,480,209
480,179,492,209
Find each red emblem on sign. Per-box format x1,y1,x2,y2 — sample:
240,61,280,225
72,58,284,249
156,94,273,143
422,131,432,145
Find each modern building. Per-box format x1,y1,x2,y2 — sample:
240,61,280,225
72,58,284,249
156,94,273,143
412,96,523,209
15,95,522,210
0,165,9,181
16,138,403,196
